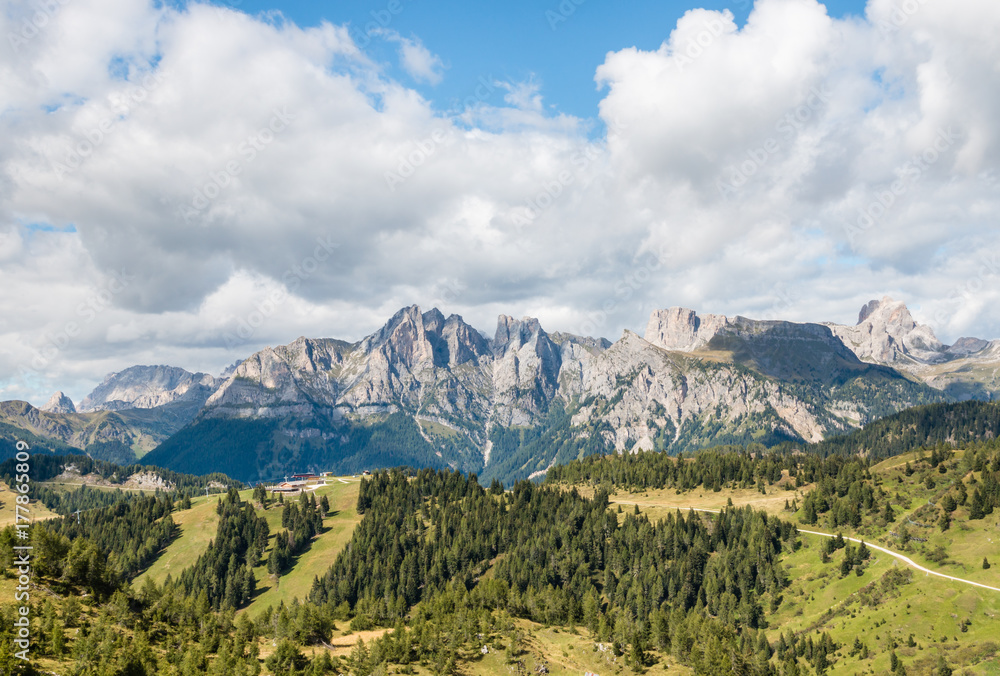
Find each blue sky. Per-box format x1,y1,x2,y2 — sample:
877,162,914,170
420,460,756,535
200,0,869,122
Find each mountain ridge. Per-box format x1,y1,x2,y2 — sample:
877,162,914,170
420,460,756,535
13,297,1000,483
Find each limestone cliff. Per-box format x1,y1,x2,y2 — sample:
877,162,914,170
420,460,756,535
79,365,219,412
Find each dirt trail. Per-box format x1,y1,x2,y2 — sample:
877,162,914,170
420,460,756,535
616,501,1000,594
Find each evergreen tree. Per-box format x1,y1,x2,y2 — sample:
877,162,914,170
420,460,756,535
970,488,986,520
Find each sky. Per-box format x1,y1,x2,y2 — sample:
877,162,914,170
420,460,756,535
1,0,999,406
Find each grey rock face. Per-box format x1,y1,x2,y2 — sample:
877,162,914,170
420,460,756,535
206,309,495,431
490,315,564,425
644,307,730,351
79,365,219,412
198,304,941,465
570,330,829,450
219,360,243,378
947,337,990,356
41,391,76,414
857,299,881,324
18,299,990,482
825,296,946,365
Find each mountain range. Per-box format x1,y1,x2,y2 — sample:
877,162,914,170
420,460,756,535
5,296,999,483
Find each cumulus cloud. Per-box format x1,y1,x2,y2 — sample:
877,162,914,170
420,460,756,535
376,29,445,85
1,0,999,405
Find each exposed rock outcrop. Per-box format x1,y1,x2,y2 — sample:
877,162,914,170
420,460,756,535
41,391,76,414
947,337,990,356
825,296,946,365
644,307,729,351
193,304,942,475
79,365,219,412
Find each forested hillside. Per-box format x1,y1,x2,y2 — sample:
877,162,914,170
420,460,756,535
142,412,455,482
782,400,1000,460
305,468,841,675
2,399,999,674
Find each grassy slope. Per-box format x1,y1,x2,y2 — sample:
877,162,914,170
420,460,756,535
769,542,1000,676
783,449,1000,587
134,492,221,586
244,479,362,616
863,450,1000,586
299,619,695,675
129,477,364,613
0,481,59,527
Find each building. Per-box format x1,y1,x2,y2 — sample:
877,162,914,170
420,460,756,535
270,480,308,494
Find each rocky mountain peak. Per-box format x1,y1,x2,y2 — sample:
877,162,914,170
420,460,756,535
857,296,917,331
827,297,945,364
643,307,730,352
41,391,76,414
493,315,546,356
79,365,219,412
440,313,491,366
947,337,990,355
360,305,489,369
490,314,563,424
219,360,243,378
421,308,447,331
857,298,883,324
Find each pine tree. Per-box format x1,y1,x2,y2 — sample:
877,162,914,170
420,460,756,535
883,501,895,522
50,620,65,656
802,499,817,525
970,488,986,520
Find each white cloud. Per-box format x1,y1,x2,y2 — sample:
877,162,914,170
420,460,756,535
1,0,999,406
376,29,444,85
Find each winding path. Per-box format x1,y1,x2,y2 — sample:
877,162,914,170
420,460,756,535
795,528,1000,593
616,502,1000,594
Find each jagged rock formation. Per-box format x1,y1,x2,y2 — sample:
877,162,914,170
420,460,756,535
79,365,219,412
157,303,946,483
947,337,990,356
219,360,243,378
491,315,564,425
644,307,730,351
22,298,1000,484
41,391,76,414
643,297,1000,400
825,296,946,365
822,297,1000,399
